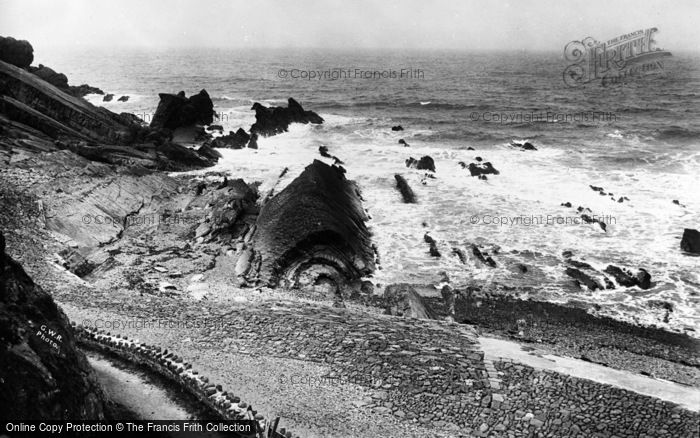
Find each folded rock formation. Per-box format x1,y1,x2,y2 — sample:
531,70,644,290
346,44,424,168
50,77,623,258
241,160,374,296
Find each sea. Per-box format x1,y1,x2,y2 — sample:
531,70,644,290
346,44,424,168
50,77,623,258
37,47,700,335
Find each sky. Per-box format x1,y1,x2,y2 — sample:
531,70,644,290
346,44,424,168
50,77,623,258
1,0,698,52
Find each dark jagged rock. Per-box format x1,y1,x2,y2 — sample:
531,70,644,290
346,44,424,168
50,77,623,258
247,132,258,149
452,247,467,264
243,160,374,294
391,125,404,131
636,268,652,290
197,143,223,160
0,36,33,68
0,231,107,420
581,214,607,232
394,174,416,203
681,228,700,254
249,98,323,137
319,145,331,158
117,95,129,102
207,124,224,131
471,244,496,267
69,84,104,96
383,284,438,319
210,128,250,149
565,267,603,291
398,139,409,146
561,202,572,207
603,265,638,287
405,155,435,172
467,161,499,177
103,93,114,102
424,233,441,257
150,89,214,131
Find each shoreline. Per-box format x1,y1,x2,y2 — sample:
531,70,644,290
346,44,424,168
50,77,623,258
1,46,698,436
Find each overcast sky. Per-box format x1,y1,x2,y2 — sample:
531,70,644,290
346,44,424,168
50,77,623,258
1,0,697,52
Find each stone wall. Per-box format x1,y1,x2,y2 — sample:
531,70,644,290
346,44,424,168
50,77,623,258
73,324,297,438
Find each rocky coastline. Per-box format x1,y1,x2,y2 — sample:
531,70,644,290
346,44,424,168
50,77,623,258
1,35,699,437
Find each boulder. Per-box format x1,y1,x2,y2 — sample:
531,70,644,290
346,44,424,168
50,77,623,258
243,160,374,293
391,125,404,131
150,89,214,131
681,228,700,254
398,139,409,146
249,98,323,136
394,174,416,203
383,283,439,319
406,155,436,172
0,231,107,420
103,94,114,102
117,95,129,102
0,36,33,68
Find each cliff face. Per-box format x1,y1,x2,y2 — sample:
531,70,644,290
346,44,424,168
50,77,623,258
0,231,107,420
0,60,134,144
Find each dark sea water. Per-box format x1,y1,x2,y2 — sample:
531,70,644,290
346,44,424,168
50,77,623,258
39,48,700,334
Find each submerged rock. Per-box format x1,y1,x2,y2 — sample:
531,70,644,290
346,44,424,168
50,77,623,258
244,160,374,294
391,125,404,131
394,174,416,203
471,244,496,267
249,98,323,137
467,162,499,177
565,267,603,291
0,231,107,420
406,155,436,172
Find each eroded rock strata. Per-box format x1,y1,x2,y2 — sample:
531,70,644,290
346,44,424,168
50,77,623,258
241,160,374,296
